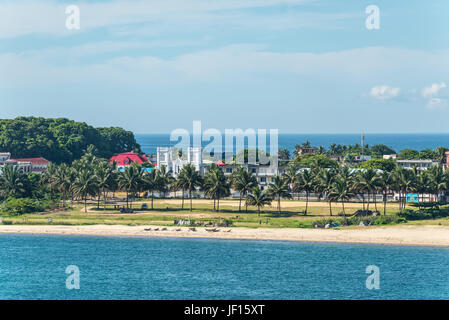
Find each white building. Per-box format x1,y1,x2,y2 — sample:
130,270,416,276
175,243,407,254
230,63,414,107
396,159,439,170
156,147,203,176
353,155,372,162
0,152,11,161
383,154,397,160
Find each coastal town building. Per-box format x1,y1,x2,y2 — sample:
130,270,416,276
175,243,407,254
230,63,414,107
383,154,397,160
156,147,204,176
214,163,286,191
110,152,150,169
296,147,316,156
0,153,51,174
10,157,51,173
353,155,372,162
396,159,439,170
0,152,11,161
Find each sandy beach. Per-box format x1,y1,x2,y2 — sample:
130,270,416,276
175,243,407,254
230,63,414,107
1,224,449,247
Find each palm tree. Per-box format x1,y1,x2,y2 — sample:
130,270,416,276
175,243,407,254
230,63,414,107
392,167,416,212
266,175,291,214
53,163,72,207
434,146,448,165
428,165,447,203
377,170,392,215
72,169,98,213
42,163,58,197
142,169,159,210
178,164,203,212
246,187,272,219
328,177,355,218
283,163,299,199
118,163,143,209
296,169,315,215
94,161,114,210
156,165,174,199
415,170,430,206
203,164,229,211
354,169,378,211
316,168,336,215
0,164,26,198
231,166,258,212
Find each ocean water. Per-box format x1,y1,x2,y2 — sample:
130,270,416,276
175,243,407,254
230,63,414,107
136,133,449,155
1,234,449,300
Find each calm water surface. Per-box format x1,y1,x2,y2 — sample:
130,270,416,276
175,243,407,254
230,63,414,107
1,234,449,300
136,133,449,155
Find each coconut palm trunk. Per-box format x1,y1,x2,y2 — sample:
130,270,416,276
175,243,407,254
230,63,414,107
181,189,185,210
239,194,242,212
305,191,309,215
151,191,154,210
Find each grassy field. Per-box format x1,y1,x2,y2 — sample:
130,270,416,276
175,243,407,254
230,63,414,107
0,198,420,229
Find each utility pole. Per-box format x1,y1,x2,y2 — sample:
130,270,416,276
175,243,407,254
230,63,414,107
361,131,365,158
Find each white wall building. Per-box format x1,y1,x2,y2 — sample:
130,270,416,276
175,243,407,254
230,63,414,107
0,152,11,161
396,159,439,170
156,147,203,176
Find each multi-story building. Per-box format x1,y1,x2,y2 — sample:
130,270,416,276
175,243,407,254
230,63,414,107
396,159,439,170
156,147,203,176
217,163,286,190
0,153,50,174
11,157,51,173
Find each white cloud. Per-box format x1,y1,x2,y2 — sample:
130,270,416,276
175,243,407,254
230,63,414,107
369,85,400,100
422,82,447,98
0,0,314,38
426,98,448,110
0,44,448,92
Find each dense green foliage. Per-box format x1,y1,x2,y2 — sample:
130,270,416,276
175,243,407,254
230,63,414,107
0,197,58,216
0,117,141,163
295,154,338,168
358,159,396,172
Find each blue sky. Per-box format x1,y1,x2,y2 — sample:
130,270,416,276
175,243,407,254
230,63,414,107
0,0,448,133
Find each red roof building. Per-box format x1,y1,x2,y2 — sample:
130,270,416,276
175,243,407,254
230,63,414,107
110,152,149,167
10,157,51,173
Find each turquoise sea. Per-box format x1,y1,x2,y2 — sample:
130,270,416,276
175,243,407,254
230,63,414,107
136,133,449,155
1,234,449,300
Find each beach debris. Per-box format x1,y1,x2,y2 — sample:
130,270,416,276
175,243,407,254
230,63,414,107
175,228,182,231
189,227,197,232
206,228,219,232
359,221,369,227
161,227,167,231
224,229,232,233
153,228,159,231
144,228,151,231
325,223,330,229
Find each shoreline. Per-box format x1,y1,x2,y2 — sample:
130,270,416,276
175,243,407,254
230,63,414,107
1,224,449,247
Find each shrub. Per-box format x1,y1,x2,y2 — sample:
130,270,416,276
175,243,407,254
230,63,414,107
311,215,406,228
399,208,449,220
0,197,57,216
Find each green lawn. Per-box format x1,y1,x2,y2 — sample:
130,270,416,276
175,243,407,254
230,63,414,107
0,198,416,229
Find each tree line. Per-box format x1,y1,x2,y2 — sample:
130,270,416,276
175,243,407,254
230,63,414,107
0,117,141,163
2,148,449,217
